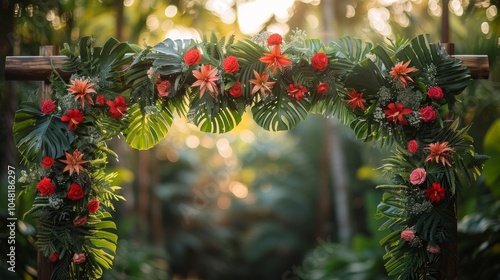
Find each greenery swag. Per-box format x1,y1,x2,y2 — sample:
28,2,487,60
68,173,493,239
13,32,485,279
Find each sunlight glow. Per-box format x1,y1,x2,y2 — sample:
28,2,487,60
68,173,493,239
164,5,178,18
186,135,200,149
230,181,249,199
486,5,497,21
481,22,489,34
237,0,295,35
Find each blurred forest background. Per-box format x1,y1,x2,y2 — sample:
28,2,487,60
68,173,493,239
1,0,499,279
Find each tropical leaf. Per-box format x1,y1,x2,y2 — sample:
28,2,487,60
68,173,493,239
123,102,174,150
13,102,75,164
252,90,310,131
188,94,243,133
85,212,118,279
147,38,191,76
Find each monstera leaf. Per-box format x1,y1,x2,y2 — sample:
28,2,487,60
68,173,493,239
147,38,191,76
13,102,75,164
252,90,310,131
124,102,173,150
188,94,243,133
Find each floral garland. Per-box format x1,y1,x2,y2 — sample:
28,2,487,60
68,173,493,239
13,33,484,279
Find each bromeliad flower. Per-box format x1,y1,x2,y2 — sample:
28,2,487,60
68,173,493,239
424,141,455,166
191,64,219,98
346,90,366,111
67,78,96,109
61,109,85,131
424,182,446,203
389,60,418,87
259,45,292,73
384,102,412,125
59,149,89,176
249,70,276,98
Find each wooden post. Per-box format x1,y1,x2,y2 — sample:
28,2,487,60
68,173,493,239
37,45,59,280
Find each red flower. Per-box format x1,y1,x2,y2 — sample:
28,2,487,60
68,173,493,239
229,82,242,98
41,156,55,168
311,52,329,71
407,140,419,154
41,100,56,114
87,199,100,214
259,45,292,73
156,80,171,97
96,95,107,106
420,106,436,122
191,64,219,98
67,183,85,201
287,83,308,101
37,177,55,196
67,78,96,109
72,253,86,264
61,109,84,131
384,102,412,125
107,96,128,119
267,33,283,46
222,56,240,73
424,141,455,166
49,252,58,262
249,70,276,98
316,82,329,94
424,182,446,203
389,60,418,87
427,86,444,100
73,215,87,227
184,48,202,66
346,90,366,111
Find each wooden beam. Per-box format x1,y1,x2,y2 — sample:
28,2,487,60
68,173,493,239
4,54,490,81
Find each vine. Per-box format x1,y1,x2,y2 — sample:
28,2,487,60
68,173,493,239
13,32,485,279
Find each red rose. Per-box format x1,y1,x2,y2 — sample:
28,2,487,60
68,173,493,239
37,177,55,196
96,95,107,106
73,215,87,227
267,33,283,46
41,100,56,114
87,199,99,214
311,52,328,71
156,80,171,97
420,106,436,122
49,252,58,262
67,183,85,200
407,140,419,154
222,56,240,73
41,156,55,168
72,253,86,264
427,86,444,100
184,49,202,66
107,96,127,119
316,82,328,94
229,82,242,98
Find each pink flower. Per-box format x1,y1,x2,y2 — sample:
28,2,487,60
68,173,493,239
73,215,87,227
410,168,427,185
401,227,416,242
427,244,441,254
407,140,419,154
156,80,171,97
72,253,86,264
41,100,56,114
420,106,436,122
427,86,444,100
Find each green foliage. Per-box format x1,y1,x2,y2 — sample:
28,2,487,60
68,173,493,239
188,94,243,133
483,118,500,198
124,102,174,150
13,102,75,164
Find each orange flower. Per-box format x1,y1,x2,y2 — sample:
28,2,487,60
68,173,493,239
249,70,276,98
59,149,89,176
259,46,292,73
67,78,96,108
191,64,219,98
384,102,412,125
346,90,366,111
389,60,417,87
424,141,455,166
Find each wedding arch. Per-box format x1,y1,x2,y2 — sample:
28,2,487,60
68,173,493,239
8,32,489,279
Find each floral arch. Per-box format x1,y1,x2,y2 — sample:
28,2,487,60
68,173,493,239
13,32,485,279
